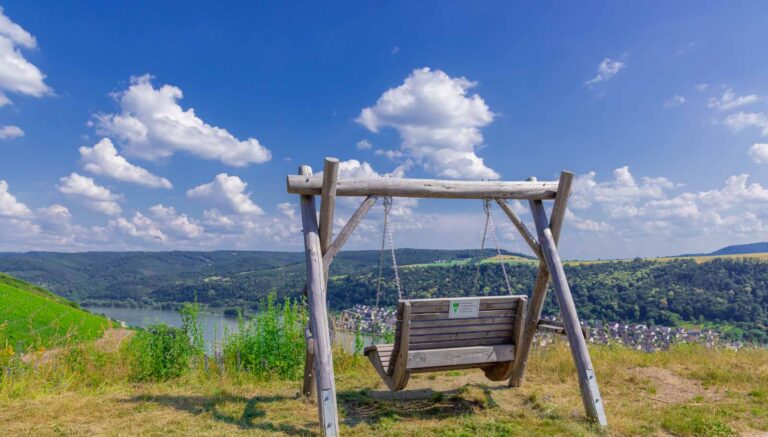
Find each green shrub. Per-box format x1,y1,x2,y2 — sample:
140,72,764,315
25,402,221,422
223,292,307,380
127,302,205,381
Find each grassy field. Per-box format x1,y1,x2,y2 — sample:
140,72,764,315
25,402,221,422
0,273,110,352
564,252,768,266
1,340,766,436
403,252,768,269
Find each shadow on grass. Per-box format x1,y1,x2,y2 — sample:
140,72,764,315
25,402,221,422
339,383,500,426
125,392,316,436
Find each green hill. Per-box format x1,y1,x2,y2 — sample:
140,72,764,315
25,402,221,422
0,273,110,352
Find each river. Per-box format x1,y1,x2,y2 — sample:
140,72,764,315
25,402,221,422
85,306,373,353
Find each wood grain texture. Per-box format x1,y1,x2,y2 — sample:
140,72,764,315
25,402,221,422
319,157,339,254
407,345,515,369
287,175,559,199
509,171,573,388
299,165,340,436
531,199,607,426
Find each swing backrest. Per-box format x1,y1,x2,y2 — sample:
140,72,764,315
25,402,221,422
391,295,527,372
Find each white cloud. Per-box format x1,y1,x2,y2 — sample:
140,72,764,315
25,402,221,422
585,58,625,86
564,167,768,258
95,75,271,166
356,139,372,150
357,67,498,179
148,204,203,239
0,125,24,139
0,7,51,106
708,89,761,110
277,202,296,221
664,95,686,108
110,212,166,242
57,172,122,215
571,166,677,209
187,173,263,215
79,138,172,189
0,179,32,218
749,143,768,164
36,204,71,226
723,112,768,136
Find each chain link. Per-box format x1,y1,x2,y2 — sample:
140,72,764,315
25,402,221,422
481,199,513,294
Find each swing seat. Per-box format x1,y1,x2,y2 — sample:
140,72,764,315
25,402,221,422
365,295,527,391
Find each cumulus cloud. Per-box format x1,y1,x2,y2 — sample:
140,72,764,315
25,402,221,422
571,166,677,210
356,139,372,150
723,112,768,136
664,95,686,108
0,125,24,139
566,167,768,255
585,58,625,86
0,7,51,106
79,138,172,189
57,172,122,215
148,204,203,239
0,179,32,218
708,89,761,110
187,173,263,215
110,212,166,242
277,202,296,221
749,143,768,164
95,75,271,166
357,67,498,179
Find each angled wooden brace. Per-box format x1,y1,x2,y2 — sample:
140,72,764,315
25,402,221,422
509,172,572,387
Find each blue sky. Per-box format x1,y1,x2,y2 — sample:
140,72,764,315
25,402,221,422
0,1,767,259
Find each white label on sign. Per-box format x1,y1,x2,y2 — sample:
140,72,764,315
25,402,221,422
448,299,480,319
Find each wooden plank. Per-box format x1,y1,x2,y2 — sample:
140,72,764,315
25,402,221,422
410,323,516,336
407,296,524,304
510,171,573,388
409,337,513,351
406,345,515,370
410,301,519,314
410,329,515,343
410,316,517,329
299,165,339,436
390,302,411,390
319,157,339,254
410,309,516,321
531,199,607,426
411,363,496,373
495,199,542,259
287,175,559,200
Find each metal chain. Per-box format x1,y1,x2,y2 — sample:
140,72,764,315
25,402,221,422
483,199,513,294
383,197,403,301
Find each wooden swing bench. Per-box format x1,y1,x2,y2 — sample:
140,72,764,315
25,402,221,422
289,158,608,434
365,295,527,391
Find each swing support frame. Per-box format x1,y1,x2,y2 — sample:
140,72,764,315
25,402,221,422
289,158,607,436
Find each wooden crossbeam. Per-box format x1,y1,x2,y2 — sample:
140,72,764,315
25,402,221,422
287,175,558,199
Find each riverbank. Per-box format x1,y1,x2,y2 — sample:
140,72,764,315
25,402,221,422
1,340,766,436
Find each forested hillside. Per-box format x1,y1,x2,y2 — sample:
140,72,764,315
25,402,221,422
0,251,766,342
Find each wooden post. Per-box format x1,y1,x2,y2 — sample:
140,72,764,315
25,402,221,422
530,199,607,426
299,165,340,436
319,157,339,254
509,172,572,387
